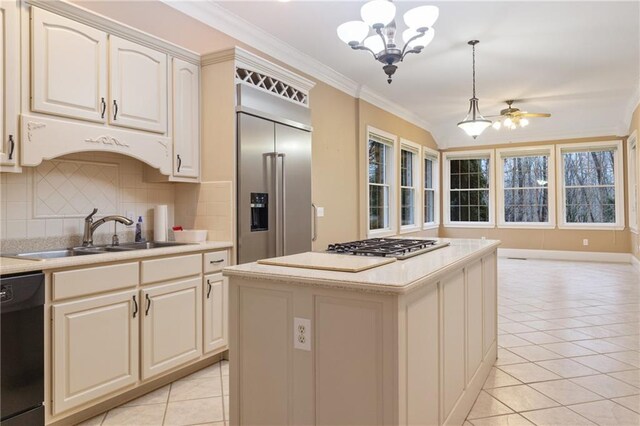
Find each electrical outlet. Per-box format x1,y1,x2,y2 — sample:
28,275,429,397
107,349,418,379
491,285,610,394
293,317,311,351
316,207,325,217
583,239,589,246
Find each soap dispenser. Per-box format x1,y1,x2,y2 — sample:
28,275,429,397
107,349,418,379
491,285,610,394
135,216,145,242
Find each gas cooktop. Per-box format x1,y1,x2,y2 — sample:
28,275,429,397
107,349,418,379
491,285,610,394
326,238,450,260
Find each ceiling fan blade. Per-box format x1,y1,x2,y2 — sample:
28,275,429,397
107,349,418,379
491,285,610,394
484,114,503,118
520,113,551,118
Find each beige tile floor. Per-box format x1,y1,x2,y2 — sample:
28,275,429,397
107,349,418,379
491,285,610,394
466,258,640,426
78,258,639,426
77,360,229,426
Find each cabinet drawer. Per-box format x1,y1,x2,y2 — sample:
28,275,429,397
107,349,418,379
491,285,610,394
53,262,138,300
141,254,201,284
204,251,228,273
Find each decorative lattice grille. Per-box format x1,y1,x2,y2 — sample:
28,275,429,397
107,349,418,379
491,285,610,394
235,67,308,106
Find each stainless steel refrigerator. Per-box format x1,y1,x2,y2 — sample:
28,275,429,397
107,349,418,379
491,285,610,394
236,84,313,264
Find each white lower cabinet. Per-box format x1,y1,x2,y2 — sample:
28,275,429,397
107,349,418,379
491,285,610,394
52,290,139,415
141,277,202,380
203,273,228,354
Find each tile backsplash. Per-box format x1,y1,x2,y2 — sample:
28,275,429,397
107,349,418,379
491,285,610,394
0,152,176,248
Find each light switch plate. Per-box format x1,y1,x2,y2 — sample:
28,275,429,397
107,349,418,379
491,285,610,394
294,317,311,351
316,207,325,217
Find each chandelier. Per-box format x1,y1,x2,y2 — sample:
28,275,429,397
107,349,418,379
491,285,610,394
457,40,492,139
336,0,438,84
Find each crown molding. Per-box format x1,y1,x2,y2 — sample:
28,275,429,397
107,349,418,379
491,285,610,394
624,82,640,133
161,0,434,134
27,0,201,64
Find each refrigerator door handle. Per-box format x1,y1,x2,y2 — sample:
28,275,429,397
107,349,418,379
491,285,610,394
277,153,286,256
266,152,281,257
312,203,318,242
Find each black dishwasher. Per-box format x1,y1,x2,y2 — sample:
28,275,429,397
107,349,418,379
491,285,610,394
1,271,45,426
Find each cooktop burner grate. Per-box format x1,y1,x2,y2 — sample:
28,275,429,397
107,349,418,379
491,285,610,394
327,238,449,259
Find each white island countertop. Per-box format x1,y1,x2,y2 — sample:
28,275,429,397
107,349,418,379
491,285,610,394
223,238,500,294
0,241,233,275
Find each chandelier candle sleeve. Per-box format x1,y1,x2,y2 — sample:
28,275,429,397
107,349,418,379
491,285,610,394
336,0,439,83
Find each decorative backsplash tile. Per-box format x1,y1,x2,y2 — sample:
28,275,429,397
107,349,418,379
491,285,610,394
34,159,119,218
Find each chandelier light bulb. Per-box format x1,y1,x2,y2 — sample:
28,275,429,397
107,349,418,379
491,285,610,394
492,121,502,130
363,35,385,54
337,21,370,45
360,0,396,28
403,5,439,30
402,27,435,49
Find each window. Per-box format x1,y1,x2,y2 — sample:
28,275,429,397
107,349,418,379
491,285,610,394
400,140,421,232
367,129,396,234
497,147,555,228
444,150,494,227
423,148,439,228
628,131,638,233
557,141,624,229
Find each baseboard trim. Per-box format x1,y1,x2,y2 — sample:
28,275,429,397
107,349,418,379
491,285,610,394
632,255,640,271
497,248,632,264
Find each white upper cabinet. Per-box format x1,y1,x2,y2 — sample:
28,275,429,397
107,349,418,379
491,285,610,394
173,58,200,178
31,7,108,123
109,36,167,134
0,0,20,169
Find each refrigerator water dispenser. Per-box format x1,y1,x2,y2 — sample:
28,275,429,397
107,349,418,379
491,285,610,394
250,193,268,231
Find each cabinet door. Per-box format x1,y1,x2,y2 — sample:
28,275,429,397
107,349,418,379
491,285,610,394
31,7,108,123
52,290,139,415
141,277,202,380
0,0,19,168
203,273,227,353
109,36,167,134
173,58,200,178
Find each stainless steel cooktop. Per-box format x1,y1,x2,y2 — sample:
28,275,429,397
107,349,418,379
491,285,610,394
326,238,450,260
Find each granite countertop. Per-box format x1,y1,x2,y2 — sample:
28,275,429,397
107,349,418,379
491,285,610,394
0,241,233,275
223,238,500,294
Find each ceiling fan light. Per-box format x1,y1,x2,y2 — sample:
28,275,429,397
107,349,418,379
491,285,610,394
403,5,439,30
458,118,492,138
520,118,529,127
363,34,385,54
361,0,396,28
337,21,370,45
503,117,513,127
492,121,501,130
402,27,435,49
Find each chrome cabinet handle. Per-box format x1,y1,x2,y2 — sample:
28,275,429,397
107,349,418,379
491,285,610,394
145,294,151,316
209,259,224,264
177,154,182,173
7,135,14,160
113,100,119,120
100,97,106,119
278,153,286,255
312,203,318,242
207,280,212,299
132,295,138,318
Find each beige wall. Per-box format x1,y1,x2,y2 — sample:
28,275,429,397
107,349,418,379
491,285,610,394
629,103,640,261
440,136,631,253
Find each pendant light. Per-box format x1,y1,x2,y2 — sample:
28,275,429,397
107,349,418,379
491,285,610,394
457,40,491,139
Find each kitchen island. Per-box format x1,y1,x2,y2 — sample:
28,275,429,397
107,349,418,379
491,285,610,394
223,238,500,426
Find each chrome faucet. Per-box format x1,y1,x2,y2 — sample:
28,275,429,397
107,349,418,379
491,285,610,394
82,208,134,247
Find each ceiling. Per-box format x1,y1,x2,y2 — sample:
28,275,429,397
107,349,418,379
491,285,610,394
168,1,640,148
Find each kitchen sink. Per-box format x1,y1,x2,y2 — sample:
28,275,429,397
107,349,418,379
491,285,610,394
5,242,191,260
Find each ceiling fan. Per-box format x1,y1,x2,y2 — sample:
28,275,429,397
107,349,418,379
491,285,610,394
488,100,551,130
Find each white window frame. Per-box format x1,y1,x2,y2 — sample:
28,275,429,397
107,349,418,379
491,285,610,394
496,146,556,229
399,139,422,233
366,126,397,237
556,140,625,230
423,147,440,230
443,149,495,228
627,131,638,233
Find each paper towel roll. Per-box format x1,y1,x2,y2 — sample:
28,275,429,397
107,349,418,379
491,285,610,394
154,205,168,242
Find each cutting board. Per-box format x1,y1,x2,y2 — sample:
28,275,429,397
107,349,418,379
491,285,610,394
257,252,395,273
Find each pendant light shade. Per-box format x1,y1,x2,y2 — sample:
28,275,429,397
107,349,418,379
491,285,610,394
360,0,396,28
363,35,385,55
457,40,491,139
